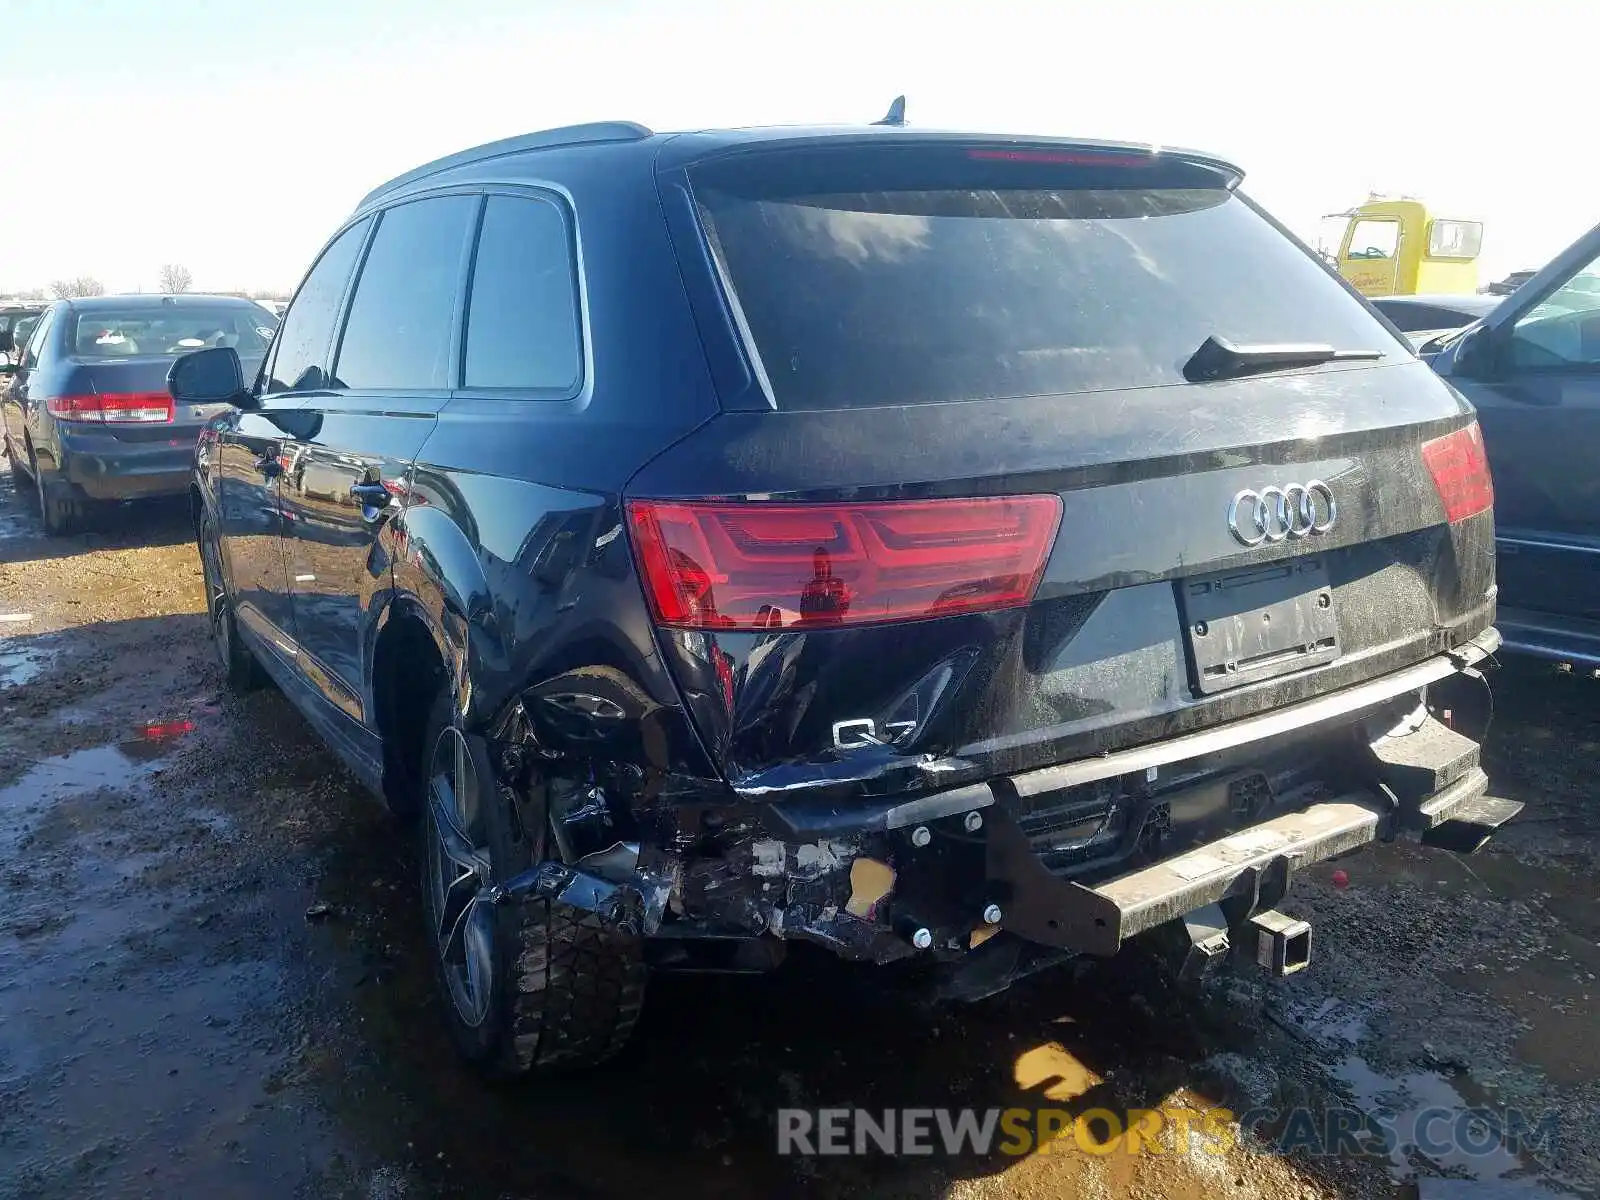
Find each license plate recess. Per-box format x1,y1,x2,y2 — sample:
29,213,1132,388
1180,559,1340,695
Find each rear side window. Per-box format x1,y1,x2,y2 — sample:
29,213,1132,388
1428,219,1482,259
462,195,582,392
690,146,1401,410
270,218,370,393
22,309,54,369
333,195,477,391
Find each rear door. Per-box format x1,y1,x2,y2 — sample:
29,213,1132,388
277,193,475,726
217,217,371,659
1435,220,1600,621
636,139,1495,798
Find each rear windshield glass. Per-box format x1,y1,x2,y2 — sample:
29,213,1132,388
691,146,1402,410
67,306,276,359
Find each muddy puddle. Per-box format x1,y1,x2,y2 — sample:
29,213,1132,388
0,636,55,689
0,719,345,1199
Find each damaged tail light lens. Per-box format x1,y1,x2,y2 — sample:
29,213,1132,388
627,496,1063,630
1422,422,1493,522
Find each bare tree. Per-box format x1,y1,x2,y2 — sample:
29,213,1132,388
158,263,193,294
50,276,105,299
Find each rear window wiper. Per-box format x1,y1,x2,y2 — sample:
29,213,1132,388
1183,335,1385,382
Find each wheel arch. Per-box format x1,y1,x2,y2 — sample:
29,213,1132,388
370,594,453,817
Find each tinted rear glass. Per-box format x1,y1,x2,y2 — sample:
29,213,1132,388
67,305,275,359
691,145,1402,410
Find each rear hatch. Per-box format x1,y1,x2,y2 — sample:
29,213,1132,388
632,137,1496,802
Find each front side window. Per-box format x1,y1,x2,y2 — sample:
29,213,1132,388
269,217,370,394
462,195,582,392
1511,248,1600,368
332,195,478,391
7,313,40,361
1346,219,1400,260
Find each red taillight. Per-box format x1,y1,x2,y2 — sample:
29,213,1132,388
1421,422,1494,522
627,496,1063,631
47,392,174,424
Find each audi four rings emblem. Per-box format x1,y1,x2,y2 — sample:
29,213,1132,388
1227,481,1337,546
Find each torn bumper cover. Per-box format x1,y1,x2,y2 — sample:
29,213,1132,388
487,841,675,938
502,631,1517,968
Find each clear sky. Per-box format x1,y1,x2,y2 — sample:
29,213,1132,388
2,0,1592,295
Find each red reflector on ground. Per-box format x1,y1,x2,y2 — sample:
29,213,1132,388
139,719,195,741
47,392,175,423
1421,423,1494,522
627,496,1063,630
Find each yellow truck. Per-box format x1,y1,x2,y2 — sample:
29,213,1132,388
1324,196,1484,297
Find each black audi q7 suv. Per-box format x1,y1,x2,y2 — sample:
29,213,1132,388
175,120,1511,1075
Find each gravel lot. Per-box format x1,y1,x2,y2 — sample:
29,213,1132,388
0,450,1594,1200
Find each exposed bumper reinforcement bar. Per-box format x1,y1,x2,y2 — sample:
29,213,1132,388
987,791,1388,956
987,758,1513,958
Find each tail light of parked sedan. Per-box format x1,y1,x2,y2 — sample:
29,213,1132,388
627,495,1063,630
47,392,175,424
1421,422,1494,522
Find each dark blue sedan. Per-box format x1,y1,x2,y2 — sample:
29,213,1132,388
1,294,276,534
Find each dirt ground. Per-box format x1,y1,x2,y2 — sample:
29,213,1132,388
0,452,1594,1200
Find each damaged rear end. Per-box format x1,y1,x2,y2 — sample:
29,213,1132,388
502,134,1510,992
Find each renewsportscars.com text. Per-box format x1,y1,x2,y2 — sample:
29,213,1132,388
776,1105,1560,1160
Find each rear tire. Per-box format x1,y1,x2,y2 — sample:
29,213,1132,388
418,689,646,1076
36,466,82,536
198,511,262,691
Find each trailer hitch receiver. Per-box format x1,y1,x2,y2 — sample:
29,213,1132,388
1247,909,1311,976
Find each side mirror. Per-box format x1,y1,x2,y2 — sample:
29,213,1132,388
1431,323,1491,380
168,346,249,407
0,362,16,377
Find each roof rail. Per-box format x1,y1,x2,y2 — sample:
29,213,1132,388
356,120,654,211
